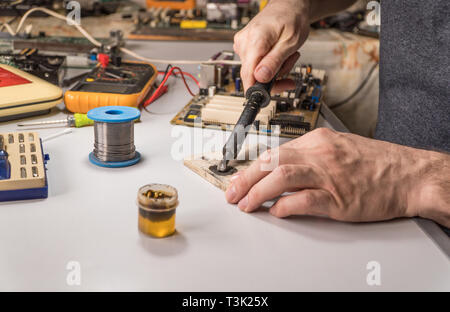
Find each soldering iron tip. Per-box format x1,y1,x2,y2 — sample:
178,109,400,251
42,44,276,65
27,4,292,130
217,159,229,172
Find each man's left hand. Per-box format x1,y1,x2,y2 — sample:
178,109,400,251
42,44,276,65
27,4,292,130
225,128,450,227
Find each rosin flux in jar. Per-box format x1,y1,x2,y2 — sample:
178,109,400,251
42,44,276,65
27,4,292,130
137,184,178,238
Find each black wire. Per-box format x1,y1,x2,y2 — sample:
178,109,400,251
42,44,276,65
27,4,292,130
141,64,173,114
332,62,379,109
159,64,172,86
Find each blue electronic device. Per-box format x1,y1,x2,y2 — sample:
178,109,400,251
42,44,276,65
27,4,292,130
0,133,49,202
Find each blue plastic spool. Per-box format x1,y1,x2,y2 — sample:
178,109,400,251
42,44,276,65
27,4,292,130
87,106,141,168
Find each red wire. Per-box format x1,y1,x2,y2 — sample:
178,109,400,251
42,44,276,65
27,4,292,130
158,70,200,86
144,66,199,107
160,67,199,95
172,67,197,97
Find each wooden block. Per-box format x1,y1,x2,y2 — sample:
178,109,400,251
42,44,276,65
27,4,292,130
184,145,268,191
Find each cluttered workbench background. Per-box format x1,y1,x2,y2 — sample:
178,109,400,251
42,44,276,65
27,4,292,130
0,0,380,136
0,39,448,291
0,1,448,291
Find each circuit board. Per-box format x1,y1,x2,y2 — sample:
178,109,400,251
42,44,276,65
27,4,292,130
130,1,260,41
171,64,326,138
0,0,124,16
130,26,237,41
74,0,123,16
6,36,108,54
0,0,57,16
0,49,66,85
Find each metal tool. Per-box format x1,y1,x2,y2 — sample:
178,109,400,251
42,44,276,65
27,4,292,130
218,77,276,172
18,114,94,128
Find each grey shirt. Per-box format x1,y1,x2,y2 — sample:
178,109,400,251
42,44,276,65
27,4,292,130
376,1,449,234
376,0,450,152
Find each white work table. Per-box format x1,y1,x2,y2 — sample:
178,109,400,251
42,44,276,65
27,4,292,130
0,41,448,291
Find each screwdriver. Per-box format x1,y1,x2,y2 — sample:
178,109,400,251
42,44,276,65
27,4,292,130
18,113,94,128
218,76,277,172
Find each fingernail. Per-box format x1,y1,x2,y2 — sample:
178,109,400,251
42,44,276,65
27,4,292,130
256,66,272,81
260,150,271,162
238,195,249,211
230,173,240,182
225,185,237,202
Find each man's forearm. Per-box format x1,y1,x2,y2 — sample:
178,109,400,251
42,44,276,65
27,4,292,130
308,0,358,22
414,151,450,228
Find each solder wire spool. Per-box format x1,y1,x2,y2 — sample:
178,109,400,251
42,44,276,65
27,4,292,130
87,106,141,168
137,184,179,238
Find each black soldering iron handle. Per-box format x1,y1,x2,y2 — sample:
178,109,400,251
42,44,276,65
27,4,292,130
219,76,277,170
245,77,277,108
222,101,261,161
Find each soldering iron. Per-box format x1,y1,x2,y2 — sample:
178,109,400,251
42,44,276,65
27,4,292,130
217,77,276,172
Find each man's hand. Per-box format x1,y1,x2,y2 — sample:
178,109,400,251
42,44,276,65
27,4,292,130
225,128,450,227
233,0,311,92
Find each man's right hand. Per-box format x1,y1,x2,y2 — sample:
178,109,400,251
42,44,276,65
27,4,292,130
233,0,311,92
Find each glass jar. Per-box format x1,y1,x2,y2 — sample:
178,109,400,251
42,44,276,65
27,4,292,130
137,184,178,238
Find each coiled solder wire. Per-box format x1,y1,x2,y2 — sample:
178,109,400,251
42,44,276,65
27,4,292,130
93,121,136,162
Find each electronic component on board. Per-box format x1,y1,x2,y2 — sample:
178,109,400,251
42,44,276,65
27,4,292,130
0,0,56,16
171,54,327,139
63,0,122,16
0,49,66,86
146,0,196,10
132,0,260,41
183,108,201,123
206,2,238,27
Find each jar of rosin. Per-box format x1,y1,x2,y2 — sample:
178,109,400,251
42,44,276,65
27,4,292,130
138,184,178,238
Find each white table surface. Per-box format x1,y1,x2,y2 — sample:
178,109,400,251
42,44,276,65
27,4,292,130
0,41,448,291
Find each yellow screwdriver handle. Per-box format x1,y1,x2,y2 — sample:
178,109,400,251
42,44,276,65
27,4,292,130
73,113,94,128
